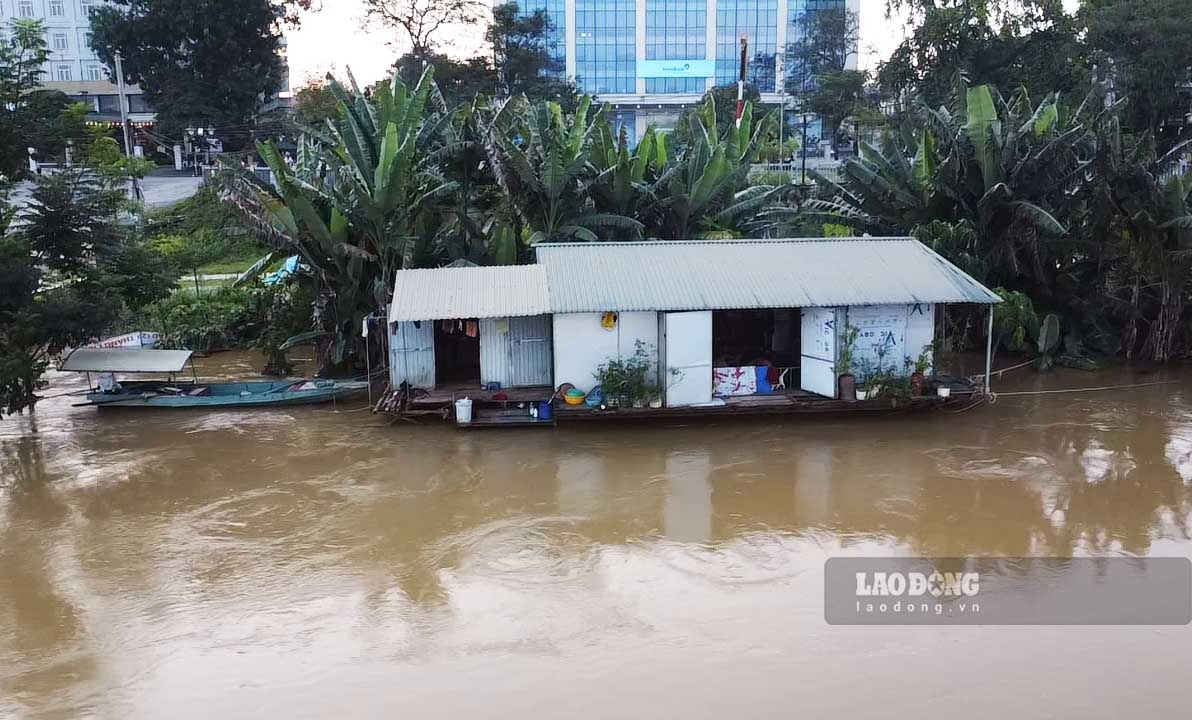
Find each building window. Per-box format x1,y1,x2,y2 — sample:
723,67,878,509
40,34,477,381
645,0,709,94
716,0,779,91
80,0,95,16
50,0,66,17
53,33,68,51
85,64,102,81
84,32,92,50
513,1,567,76
575,0,637,95
18,1,35,18
55,64,73,82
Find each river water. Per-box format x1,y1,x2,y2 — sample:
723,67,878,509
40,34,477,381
2,353,1191,718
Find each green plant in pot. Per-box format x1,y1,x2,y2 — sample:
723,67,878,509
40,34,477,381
909,343,934,395
838,322,860,401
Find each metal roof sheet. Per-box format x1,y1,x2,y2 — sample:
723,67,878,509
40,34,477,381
535,238,1001,313
388,264,550,323
60,348,194,373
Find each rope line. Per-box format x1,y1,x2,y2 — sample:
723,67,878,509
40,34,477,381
990,380,1178,399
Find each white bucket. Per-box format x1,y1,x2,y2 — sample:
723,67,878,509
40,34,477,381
937,387,951,398
454,398,473,424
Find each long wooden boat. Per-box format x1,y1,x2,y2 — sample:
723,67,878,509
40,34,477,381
61,348,368,409
78,379,369,409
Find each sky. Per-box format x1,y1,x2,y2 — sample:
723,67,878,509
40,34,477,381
283,0,1077,89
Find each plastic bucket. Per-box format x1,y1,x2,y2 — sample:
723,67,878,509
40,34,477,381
537,400,553,420
454,398,473,424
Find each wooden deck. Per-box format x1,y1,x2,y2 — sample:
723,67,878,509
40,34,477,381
407,383,554,410
554,389,978,422
379,382,984,426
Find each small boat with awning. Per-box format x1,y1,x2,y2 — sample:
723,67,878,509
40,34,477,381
61,348,369,409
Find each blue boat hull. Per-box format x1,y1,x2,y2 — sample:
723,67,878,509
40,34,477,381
84,380,370,409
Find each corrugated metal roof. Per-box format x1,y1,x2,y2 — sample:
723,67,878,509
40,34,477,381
535,238,1001,313
389,264,550,322
61,348,194,373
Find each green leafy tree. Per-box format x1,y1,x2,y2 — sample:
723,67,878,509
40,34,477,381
0,172,175,416
488,3,576,105
879,0,1087,109
223,67,456,373
652,96,783,240
0,19,50,177
486,96,641,243
89,0,294,137
1081,0,1192,151
293,80,341,127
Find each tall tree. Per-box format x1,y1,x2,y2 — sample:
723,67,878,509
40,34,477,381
0,171,176,416
879,0,1087,109
488,3,574,104
89,1,303,137
363,0,487,60
1081,0,1192,151
0,19,50,177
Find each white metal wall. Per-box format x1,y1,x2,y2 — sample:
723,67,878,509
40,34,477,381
389,321,435,389
552,311,659,393
480,315,553,388
663,311,713,407
846,304,935,377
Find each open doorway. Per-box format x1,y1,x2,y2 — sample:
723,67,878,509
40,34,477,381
434,318,481,386
711,309,802,394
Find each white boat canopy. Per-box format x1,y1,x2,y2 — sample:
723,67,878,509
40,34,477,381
60,348,194,373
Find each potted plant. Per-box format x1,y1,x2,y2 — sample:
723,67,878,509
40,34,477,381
910,343,933,396
838,323,860,402
647,388,663,409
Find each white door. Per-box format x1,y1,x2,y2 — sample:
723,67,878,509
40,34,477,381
389,321,435,389
801,308,838,398
509,315,553,387
664,311,712,407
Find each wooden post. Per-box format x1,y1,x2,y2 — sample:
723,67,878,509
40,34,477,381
984,305,994,393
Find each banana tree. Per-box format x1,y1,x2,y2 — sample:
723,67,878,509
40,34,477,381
486,95,642,243
806,81,1103,288
222,67,455,373
652,95,784,240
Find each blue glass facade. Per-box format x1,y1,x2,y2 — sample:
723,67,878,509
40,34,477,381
511,0,855,128
645,0,708,94
515,0,568,75
575,0,637,94
715,0,778,92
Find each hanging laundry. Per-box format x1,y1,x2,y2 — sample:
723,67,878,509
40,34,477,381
465,320,478,338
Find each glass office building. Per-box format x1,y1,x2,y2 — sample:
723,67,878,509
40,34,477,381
512,0,857,140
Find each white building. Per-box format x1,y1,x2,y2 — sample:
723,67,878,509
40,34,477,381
1,0,154,124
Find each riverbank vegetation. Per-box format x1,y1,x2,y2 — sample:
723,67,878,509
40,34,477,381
4,0,1192,415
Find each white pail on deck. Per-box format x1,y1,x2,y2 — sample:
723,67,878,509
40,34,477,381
455,398,473,424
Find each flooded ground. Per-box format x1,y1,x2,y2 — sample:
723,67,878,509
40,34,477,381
2,352,1191,718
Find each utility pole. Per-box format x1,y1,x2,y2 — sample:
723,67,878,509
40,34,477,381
113,52,142,202
736,35,748,128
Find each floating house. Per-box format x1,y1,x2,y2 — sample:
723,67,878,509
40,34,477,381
386,238,1001,424
387,264,553,391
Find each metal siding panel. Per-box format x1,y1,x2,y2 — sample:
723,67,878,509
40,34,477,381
390,265,550,322
480,318,512,388
509,314,553,387
389,321,435,389
536,238,1002,313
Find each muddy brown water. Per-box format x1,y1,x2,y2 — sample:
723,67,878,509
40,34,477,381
2,352,1191,718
